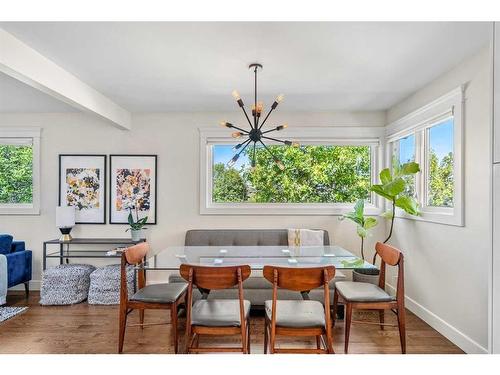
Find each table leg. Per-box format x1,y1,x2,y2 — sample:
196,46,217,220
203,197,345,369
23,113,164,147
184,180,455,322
43,242,46,270
59,243,63,265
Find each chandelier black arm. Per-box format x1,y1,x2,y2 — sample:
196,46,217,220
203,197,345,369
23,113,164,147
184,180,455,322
236,138,252,158
252,142,256,167
261,127,280,135
257,108,275,130
230,124,250,133
234,138,252,150
240,106,254,129
258,139,281,162
261,135,288,144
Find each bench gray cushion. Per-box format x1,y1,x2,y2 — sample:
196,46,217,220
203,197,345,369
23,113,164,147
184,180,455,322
335,281,394,302
130,283,187,304
40,264,95,305
185,229,330,246
88,264,134,305
265,300,326,328
191,299,251,327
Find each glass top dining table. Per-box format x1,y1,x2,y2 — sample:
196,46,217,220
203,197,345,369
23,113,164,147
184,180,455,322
149,245,377,270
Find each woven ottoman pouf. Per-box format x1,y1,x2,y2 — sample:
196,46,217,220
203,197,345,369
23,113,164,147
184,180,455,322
40,264,96,305
88,264,135,305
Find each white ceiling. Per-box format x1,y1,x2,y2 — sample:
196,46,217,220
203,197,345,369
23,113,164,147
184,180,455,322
0,22,491,113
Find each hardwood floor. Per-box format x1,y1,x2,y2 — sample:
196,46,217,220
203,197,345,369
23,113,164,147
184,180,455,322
0,292,463,354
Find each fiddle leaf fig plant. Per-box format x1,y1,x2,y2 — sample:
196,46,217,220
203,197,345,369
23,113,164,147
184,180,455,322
340,199,378,262
370,157,421,263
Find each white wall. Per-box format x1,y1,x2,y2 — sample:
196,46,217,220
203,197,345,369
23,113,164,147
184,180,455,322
0,110,386,288
386,47,491,353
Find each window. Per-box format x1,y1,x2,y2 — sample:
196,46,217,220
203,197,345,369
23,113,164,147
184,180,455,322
212,144,372,203
427,118,454,207
395,134,416,197
0,128,41,215
200,127,384,215
386,87,463,226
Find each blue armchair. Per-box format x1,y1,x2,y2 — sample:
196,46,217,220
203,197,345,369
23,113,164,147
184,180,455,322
0,234,32,295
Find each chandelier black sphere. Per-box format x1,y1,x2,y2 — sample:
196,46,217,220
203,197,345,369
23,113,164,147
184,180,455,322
219,63,299,170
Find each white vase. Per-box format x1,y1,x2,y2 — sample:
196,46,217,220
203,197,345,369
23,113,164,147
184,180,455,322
130,229,142,242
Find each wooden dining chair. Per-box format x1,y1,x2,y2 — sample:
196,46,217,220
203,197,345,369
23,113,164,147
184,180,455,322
333,242,406,354
118,242,188,354
263,265,336,354
179,264,252,354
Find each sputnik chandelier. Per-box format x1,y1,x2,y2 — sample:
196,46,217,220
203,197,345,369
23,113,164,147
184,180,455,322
220,63,299,170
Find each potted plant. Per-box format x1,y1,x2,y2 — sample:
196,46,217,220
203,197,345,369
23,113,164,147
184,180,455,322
126,207,148,242
348,159,421,284
340,199,378,263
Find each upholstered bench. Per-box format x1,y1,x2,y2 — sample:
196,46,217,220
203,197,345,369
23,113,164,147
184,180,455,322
40,264,95,305
168,229,346,308
88,264,134,305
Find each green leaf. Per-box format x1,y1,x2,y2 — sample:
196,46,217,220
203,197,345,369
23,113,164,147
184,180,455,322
395,196,421,216
363,217,378,229
384,177,405,197
400,162,420,175
392,156,401,176
356,225,367,238
127,212,134,226
370,184,393,200
379,168,392,185
353,199,364,218
342,211,362,225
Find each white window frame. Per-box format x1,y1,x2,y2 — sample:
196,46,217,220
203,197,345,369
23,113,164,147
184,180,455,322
199,126,385,215
385,86,464,226
0,127,41,215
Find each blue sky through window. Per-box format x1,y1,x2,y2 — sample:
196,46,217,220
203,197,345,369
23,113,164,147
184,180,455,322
399,134,415,163
429,118,454,160
213,145,250,169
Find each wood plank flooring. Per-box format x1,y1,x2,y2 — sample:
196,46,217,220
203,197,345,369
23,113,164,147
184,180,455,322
0,292,463,354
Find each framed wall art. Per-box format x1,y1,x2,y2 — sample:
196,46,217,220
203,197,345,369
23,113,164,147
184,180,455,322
109,154,157,224
58,154,107,224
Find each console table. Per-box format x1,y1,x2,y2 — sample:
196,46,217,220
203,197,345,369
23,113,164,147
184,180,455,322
42,238,144,270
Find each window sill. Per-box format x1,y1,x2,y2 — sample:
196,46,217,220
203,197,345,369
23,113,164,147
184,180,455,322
394,207,464,227
201,203,382,216
0,204,40,215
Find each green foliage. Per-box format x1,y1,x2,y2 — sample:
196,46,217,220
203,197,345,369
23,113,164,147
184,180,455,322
0,145,33,204
370,159,421,216
212,163,249,202
428,150,454,207
340,199,378,261
126,209,148,231
245,145,371,203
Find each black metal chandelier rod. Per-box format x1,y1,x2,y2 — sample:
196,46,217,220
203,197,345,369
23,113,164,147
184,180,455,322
258,139,283,167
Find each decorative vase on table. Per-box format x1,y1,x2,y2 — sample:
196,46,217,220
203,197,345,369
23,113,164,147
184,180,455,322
130,229,142,242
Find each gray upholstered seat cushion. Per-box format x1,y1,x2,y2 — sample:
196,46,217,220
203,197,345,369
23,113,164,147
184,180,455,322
191,299,251,327
265,300,326,328
130,283,187,304
335,281,394,302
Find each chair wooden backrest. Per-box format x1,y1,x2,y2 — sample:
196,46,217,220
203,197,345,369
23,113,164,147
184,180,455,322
375,242,404,302
263,266,335,330
179,264,252,331
120,242,150,303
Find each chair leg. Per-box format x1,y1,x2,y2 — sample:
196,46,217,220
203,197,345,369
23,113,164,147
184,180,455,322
171,303,178,354
344,303,353,354
332,290,338,327
247,319,251,354
264,318,269,354
316,336,321,350
379,309,385,330
118,305,128,353
139,309,145,329
397,308,407,354
24,282,29,298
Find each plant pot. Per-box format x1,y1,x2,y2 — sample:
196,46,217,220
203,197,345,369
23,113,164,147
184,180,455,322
130,229,142,242
352,268,380,285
